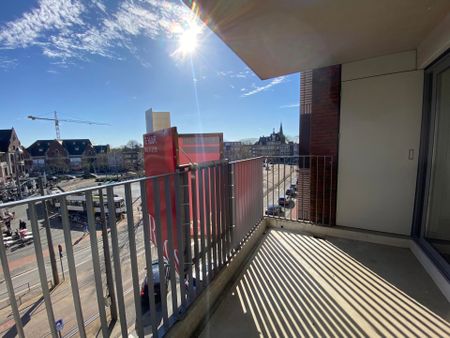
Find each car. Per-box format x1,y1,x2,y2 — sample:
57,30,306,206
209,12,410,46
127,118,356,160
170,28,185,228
265,205,284,216
286,188,296,197
59,174,76,180
82,173,99,179
278,196,290,207
290,184,297,191
140,260,170,329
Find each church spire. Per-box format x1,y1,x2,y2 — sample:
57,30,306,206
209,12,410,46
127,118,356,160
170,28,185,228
279,122,283,135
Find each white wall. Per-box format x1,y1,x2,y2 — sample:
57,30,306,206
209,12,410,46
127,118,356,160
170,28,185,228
337,52,423,235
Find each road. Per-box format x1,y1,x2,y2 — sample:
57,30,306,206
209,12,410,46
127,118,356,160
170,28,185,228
263,163,299,219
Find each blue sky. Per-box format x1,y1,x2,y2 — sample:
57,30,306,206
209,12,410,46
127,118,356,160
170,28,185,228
0,0,299,147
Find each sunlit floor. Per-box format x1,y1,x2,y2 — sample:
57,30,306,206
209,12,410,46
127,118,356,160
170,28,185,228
199,229,450,338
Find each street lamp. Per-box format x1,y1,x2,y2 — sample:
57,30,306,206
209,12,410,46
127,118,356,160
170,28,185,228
14,148,23,200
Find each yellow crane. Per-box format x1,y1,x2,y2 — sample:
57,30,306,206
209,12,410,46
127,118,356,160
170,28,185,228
28,111,110,140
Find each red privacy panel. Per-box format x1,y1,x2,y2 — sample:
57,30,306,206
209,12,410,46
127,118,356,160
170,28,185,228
143,127,223,272
178,133,223,165
143,127,178,266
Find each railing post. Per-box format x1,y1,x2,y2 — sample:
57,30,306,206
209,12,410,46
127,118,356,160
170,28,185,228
59,196,86,338
99,189,118,321
107,187,128,337
227,161,234,255
139,179,159,337
152,177,170,329
175,169,188,308
124,183,144,338
0,224,25,338
38,177,59,286
85,192,109,338
29,201,58,338
190,167,200,299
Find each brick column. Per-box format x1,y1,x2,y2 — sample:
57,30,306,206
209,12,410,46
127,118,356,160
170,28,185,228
299,65,340,225
298,70,312,220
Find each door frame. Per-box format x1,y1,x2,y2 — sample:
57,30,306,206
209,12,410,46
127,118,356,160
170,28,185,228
412,48,450,280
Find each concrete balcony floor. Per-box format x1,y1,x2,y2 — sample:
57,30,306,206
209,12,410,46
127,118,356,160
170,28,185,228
199,229,450,338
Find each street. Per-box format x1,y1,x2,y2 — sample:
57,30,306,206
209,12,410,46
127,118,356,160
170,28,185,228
263,163,299,220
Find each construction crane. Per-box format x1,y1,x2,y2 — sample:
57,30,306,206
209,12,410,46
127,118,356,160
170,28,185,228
28,111,110,140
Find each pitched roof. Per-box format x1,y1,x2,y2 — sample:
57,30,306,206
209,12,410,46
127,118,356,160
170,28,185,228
26,140,55,157
93,145,109,154
62,139,92,156
0,129,13,153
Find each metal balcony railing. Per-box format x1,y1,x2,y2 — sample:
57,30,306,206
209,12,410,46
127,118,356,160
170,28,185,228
263,156,335,226
0,156,333,337
0,158,265,337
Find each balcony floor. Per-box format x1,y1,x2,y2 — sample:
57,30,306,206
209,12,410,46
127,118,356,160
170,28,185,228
199,229,450,337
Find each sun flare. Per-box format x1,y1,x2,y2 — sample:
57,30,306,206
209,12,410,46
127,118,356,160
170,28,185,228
177,23,201,56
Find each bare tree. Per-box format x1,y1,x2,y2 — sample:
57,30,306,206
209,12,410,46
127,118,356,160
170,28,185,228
125,140,142,149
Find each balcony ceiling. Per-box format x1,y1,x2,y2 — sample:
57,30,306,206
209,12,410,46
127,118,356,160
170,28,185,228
186,0,450,79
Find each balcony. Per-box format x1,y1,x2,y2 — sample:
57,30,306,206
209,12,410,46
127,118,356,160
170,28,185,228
194,228,450,337
0,157,449,337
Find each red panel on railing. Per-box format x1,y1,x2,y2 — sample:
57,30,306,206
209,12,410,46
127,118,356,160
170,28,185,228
143,128,224,272
143,127,178,268
231,158,263,249
179,133,223,239
178,133,223,165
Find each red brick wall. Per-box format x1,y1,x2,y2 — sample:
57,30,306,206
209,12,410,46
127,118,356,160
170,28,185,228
299,70,312,156
310,65,340,225
310,65,341,157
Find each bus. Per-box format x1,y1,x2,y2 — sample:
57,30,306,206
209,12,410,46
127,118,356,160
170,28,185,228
54,193,126,215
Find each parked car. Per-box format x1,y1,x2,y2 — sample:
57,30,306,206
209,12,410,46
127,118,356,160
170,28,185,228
279,196,295,208
140,260,170,329
278,196,289,207
265,205,284,216
286,188,296,197
82,173,99,179
59,174,76,180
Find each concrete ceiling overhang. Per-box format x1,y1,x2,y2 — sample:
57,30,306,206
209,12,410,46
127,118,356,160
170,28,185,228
184,0,450,79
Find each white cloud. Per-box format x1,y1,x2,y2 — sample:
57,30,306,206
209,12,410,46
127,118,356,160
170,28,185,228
0,56,17,70
280,103,300,109
241,76,286,97
0,0,84,48
217,69,253,79
0,0,200,65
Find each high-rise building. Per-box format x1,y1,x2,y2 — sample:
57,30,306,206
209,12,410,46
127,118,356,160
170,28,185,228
145,109,171,132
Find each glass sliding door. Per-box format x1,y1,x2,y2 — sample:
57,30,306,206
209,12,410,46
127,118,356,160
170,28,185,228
416,50,450,275
424,65,450,263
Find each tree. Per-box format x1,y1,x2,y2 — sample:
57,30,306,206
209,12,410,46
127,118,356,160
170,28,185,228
124,140,142,149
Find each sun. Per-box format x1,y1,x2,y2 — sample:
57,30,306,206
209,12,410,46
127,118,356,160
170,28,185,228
179,26,199,54
174,22,202,58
